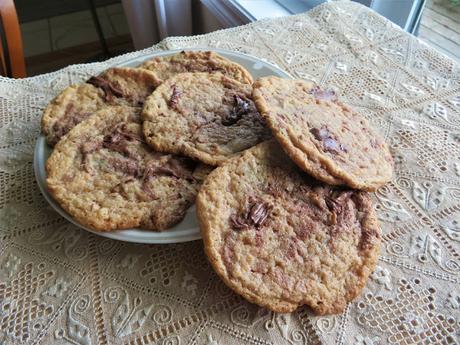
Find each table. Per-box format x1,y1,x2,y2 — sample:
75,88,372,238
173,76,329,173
1,2,460,344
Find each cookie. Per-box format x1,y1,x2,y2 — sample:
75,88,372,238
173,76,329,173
139,50,253,84
252,77,393,191
46,106,209,232
42,67,160,146
197,140,381,314
142,72,271,165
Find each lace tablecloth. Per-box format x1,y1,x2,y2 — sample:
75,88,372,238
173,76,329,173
1,2,460,344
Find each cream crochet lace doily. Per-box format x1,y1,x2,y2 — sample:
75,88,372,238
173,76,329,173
1,2,459,344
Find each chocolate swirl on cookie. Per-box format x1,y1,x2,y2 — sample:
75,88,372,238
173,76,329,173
230,200,272,230
169,85,182,109
222,95,251,126
87,76,124,101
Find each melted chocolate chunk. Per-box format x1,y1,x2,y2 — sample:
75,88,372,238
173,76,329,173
326,191,353,212
158,166,184,178
116,123,142,142
109,157,141,177
230,200,272,231
51,104,89,145
173,158,198,179
87,76,123,102
141,158,194,200
141,164,156,182
326,191,355,227
249,202,271,227
325,197,341,213
141,183,158,200
103,131,129,155
81,139,102,155
310,127,347,154
234,95,250,113
323,137,342,154
144,165,181,180
102,123,142,159
309,86,338,102
110,182,124,195
143,157,195,181
169,85,182,108
222,95,251,126
310,127,330,141
230,214,249,230
110,178,135,196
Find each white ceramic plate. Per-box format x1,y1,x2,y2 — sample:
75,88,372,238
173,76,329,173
34,48,291,243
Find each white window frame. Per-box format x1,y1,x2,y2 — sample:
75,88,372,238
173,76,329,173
201,0,426,34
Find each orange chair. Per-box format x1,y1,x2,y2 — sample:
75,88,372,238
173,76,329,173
0,0,26,78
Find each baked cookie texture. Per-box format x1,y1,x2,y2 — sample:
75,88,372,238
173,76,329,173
142,72,271,166
46,106,209,232
252,77,393,191
139,50,253,84
41,67,160,146
197,140,381,314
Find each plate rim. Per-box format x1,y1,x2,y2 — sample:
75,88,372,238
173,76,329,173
111,47,293,79
34,136,203,244
34,48,291,244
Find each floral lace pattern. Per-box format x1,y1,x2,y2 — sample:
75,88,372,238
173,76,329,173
1,2,459,344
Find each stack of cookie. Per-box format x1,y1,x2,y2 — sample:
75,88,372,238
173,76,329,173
42,50,393,315
43,51,267,231
197,77,393,315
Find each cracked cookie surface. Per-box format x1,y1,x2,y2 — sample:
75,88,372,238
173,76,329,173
252,77,393,191
139,50,253,84
46,106,209,231
197,140,381,314
42,67,160,146
142,72,271,165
